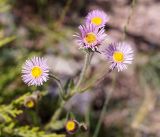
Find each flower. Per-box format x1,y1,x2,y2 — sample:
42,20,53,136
24,91,41,108
85,9,109,28
74,24,106,50
104,42,134,71
24,96,36,108
22,57,49,86
65,120,79,134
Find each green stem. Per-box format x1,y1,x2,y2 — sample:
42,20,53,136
93,75,116,137
50,74,65,101
45,101,65,129
46,52,95,129
51,101,65,121
77,69,112,93
59,0,72,24
123,0,136,40
72,52,91,94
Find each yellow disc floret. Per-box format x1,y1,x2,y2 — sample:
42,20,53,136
91,17,102,25
31,66,42,78
66,120,76,132
26,100,34,108
84,32,97,44
24,97,36,108
113,51,124,62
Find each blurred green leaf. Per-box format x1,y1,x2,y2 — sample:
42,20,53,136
0,36,16,48
47,119,66,130
64,78,75,94
3,125,66,137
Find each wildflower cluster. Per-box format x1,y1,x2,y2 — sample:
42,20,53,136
75,10,107,51
21,9,134,86
75,9,134,72
20,9,134,135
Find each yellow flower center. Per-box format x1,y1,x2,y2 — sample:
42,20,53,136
26,100,35,108
84,33,96,44
31,66,42,78
91,17,103,25
66,121,76,131
113,51,124,62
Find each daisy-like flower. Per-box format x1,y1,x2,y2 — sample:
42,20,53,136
75,24,106,50
85,9,109,28
104,42,134,72
22,57,49,86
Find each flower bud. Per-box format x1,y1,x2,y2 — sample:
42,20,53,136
24,91,41,108
80,123,88,132
24,96,36,108
65,120,79,134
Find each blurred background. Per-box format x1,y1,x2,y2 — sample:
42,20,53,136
0,0,160,137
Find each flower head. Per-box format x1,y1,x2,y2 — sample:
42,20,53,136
24,96,36,108
85,9,109,28
65,120,79,134
104,42,134,72
24,91,41,108
22,57,49,86
74,24,106,50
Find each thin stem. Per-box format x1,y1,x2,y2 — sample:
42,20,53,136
45,101,65,129
78,69,112,93
54,0,72,27
85,105,91,137
46,63,112,130
50,74,65,101
47,52,92,128
59,0,72,24
52,101,65,121
46,52,103,130
93,74,116,137
123,0,136,40
72,52,92,94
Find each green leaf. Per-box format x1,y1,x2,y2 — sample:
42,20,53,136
64,78,75,94
47,119,66,130
0,36,16,48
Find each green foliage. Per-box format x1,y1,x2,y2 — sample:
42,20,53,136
2,125,65,137
0,36,16,48
0,93,29,123
0,93,65,137
0,105,22,123
64,78,75,95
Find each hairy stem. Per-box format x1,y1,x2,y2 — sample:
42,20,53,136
72,52,92,94
46,52,100,129
50,74,65,101
80,69,112,93
45,100,65,129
